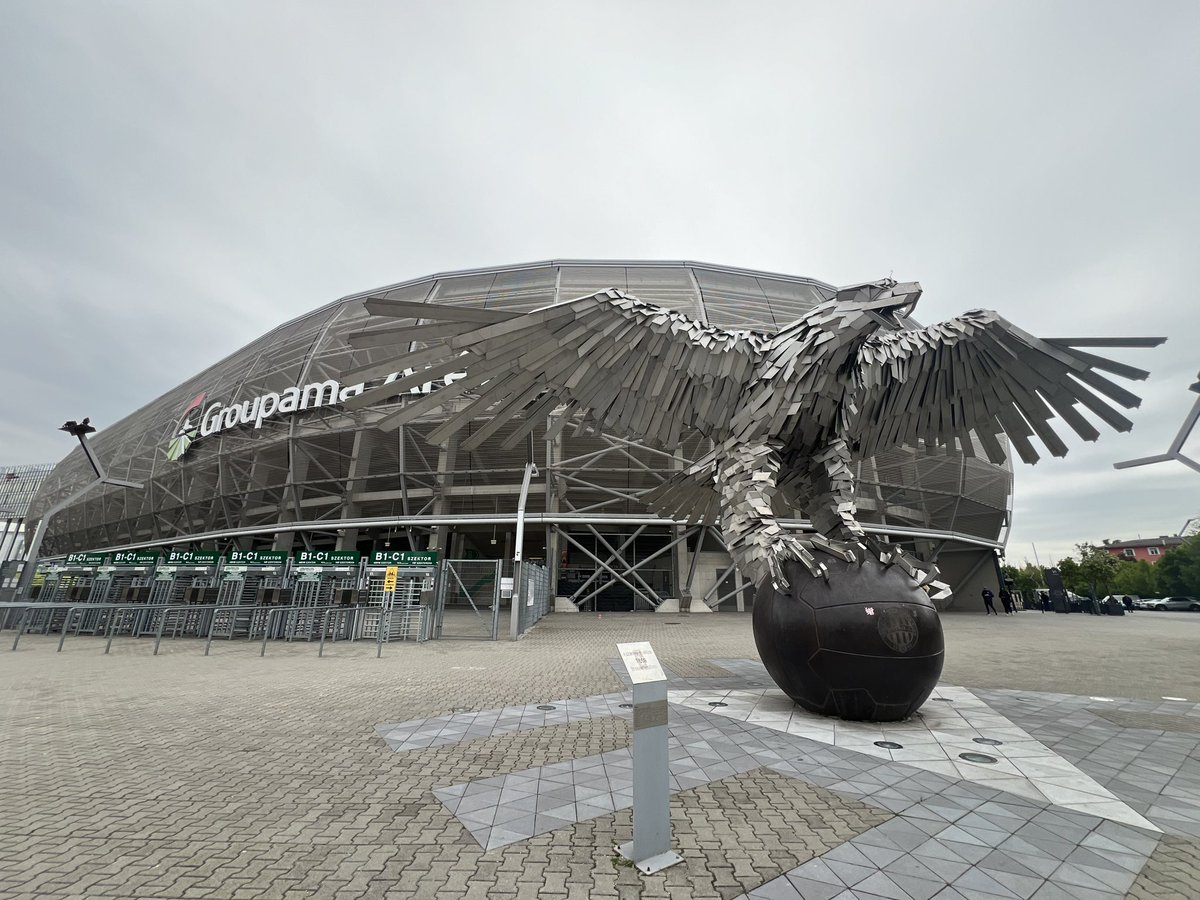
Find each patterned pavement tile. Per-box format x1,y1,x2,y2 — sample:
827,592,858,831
5,613,1200,898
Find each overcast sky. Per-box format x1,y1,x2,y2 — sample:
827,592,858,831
2,1,1197,564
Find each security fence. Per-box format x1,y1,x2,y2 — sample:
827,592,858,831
434,559,502,640
513,561,551,638
0,552,550,653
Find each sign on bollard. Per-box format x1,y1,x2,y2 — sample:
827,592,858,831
615,641,683,874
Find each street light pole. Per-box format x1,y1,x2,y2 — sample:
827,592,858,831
13,419,143,600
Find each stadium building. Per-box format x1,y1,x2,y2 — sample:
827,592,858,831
0,463,55,586
27,261,1012,626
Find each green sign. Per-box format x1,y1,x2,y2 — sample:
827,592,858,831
65,552,107,567
165,549,220,566
111,550,161,567
294,550,361,567
369,550,439,567
225,550,288,566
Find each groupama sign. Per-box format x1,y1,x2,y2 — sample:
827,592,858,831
166,366,466,461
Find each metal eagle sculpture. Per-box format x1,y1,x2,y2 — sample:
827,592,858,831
344,278,1165,598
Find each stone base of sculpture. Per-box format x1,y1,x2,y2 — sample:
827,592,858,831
752,556,944,722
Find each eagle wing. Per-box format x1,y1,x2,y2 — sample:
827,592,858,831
851,310,1166,464
342,289,765,452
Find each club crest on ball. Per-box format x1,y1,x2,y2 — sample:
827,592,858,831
877,607,919,653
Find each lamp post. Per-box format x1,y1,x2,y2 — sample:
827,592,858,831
13,418,143,600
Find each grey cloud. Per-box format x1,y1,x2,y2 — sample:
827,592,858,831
1,0,1197,556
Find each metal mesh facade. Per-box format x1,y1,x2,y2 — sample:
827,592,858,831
29,260,1012,556
1,463,55,567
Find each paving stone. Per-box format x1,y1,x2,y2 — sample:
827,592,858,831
5,615,1200,899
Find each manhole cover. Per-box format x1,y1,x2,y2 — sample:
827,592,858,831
973,737,1003,746
874,740,903,749
958,752,998,764
708,701,728,707
618,703,633,709
536,705,556,711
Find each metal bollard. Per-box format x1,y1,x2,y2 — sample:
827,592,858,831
153,607,171,655
10,608,30,651
57,607,79,652
318,608,331,657
104,609,124,655
614,641,683,874
376,606,391,658
260,608,278,657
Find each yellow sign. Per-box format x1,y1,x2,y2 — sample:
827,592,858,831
383,566,399,591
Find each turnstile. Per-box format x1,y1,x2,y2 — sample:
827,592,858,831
361,569,425,639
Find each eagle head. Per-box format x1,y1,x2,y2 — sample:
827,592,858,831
831,278,922,333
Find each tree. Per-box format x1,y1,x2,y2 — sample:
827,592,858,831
1155,535,1200,596
1112,560,1158,597
1056,557,1085,595
1002,563,1044,593
1075,543,1124,599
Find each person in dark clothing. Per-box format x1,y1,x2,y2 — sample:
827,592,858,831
1122,595,1134,612
999,588,1014,615
981,587,997,615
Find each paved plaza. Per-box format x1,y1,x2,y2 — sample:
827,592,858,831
2,610,1199,899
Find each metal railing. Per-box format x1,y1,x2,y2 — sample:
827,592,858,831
4,598,431,656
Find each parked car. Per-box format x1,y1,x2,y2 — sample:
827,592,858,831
1102,594,1139,609
1142,596,1200,611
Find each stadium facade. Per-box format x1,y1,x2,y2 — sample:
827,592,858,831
0,463,55,585
27,260,1012,613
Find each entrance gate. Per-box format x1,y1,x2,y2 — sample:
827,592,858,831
362,568,425,640
434,559,501,640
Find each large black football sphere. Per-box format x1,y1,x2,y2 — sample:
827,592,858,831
752,556,944,722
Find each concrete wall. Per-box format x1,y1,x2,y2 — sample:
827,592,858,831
688,550,734,610
936,547,1001,613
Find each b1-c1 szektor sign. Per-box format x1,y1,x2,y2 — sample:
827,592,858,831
294,550,361,567
368,550,439,568
166,365,467,461
165,549,221,566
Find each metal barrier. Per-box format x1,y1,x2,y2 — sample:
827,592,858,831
8,604,75,650
5,598,433,657
104,606,154,654
57,604,130,651
374,604,430,657
515,562,551,638
434,559,501,640
259,606,343,656
153,606,220,655
204,605,274,655
317,607,362,656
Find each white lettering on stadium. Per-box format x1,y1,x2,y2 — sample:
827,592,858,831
195,369,466,441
